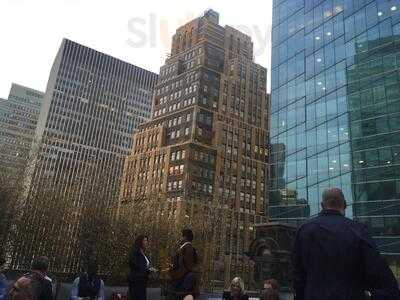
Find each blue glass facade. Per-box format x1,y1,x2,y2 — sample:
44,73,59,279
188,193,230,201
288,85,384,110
270,0,400,277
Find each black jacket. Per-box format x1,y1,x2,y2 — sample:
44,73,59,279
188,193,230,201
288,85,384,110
293,209,400,300
128,247,150,284
222,291,249,300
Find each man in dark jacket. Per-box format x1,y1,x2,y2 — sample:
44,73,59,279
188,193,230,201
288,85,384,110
169,229,199,299
293,188,400,300
9,256,53,300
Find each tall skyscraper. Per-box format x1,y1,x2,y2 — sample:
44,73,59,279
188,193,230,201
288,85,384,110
270,0,400,277
25,39,158,201
12,39,158,271
120,10,269,284
0,84,43,171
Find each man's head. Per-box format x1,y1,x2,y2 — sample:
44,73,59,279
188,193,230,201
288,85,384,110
182,228,194,242
264,278,279,290
87,262,98,277
32,256,49,274
321,188,347,215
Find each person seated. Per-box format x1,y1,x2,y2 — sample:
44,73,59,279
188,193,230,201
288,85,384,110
70,263,105,300
223,277,249,300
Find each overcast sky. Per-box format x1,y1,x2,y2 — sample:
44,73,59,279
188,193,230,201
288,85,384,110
0,0,272,98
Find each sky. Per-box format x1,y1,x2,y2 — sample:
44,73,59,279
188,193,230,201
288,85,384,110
0,0,273,98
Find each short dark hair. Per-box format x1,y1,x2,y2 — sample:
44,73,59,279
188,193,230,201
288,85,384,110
182,228,194,242
32,256,49,272
322,188,346,210
134,235,148,249
87,261,98,275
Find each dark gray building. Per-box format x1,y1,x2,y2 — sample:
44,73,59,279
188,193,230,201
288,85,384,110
0,83,44,171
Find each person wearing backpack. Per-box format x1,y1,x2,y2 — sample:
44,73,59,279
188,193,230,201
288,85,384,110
169,229,199,300
70,263,104,300
8,256,53,300
0,254,7,300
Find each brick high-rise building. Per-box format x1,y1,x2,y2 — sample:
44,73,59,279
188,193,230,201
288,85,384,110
120,10,269,284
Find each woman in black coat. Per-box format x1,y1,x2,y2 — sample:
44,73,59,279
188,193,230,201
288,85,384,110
128,235,153,300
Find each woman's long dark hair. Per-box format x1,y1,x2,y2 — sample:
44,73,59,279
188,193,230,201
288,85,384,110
134,235,148,250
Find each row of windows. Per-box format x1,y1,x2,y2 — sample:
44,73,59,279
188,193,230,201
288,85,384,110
191,181,213,194
3,101,41,114
193,151,215,164
154,96,196,117
273,5,344,62
167,113,192,128
168,127,190,140
169,164,184,176
134,131,160,147
193,166,214,180
10,93,43,105
0,136,31,147
130,154,166,170
183,48,203,61
272,115,350,162
273,5,400,87
158,70,199,90
183,57,202,71
271,86,347,138
352,130,400,152
353,145,400,169
273,0,305,26
351,112,400,137
307,143,352,185
352,164,400,183
171,150,186,161
160,64,177,77
353,180,400,202
158,82,199,105
269,173,352,220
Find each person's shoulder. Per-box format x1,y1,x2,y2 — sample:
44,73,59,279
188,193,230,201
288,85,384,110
297,215,321,232
181,242,194,252
183,242,194,248
339,216,368,231
72,276,80,284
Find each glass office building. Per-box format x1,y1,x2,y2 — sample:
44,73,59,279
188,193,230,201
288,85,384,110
270,0,400,277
